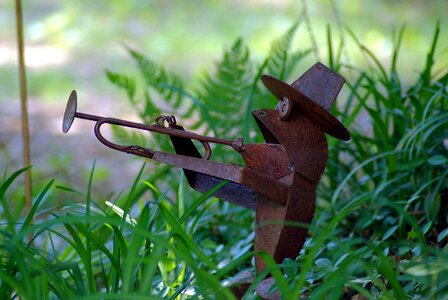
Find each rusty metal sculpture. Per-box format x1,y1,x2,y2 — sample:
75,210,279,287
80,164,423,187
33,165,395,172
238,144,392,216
63,62,349,277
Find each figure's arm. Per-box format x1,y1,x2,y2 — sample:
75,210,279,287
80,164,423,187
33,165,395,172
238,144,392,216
151,150,288,206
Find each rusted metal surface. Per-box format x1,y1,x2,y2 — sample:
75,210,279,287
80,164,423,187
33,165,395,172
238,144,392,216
291,62,345,111
261,64,349,141
241,144,290,180
63,62,350,297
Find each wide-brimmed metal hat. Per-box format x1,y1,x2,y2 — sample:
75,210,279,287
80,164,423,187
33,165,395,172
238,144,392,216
261,62,350,141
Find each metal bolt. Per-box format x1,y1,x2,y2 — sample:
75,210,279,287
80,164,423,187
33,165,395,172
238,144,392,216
276,97,292,120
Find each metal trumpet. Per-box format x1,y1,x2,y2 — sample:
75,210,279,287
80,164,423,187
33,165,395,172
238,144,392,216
62,90,244,161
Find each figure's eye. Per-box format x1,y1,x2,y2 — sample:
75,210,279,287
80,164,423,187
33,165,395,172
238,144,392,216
276,97,292,120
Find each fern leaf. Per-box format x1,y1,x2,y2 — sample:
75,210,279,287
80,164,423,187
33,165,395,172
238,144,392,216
127,47,186,109
105,70,136,102
196,39,254,138
284,49,312,80
266,20,301,80
250,21,307,113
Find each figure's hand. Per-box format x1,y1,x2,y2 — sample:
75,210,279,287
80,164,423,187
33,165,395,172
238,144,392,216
154,115,177,127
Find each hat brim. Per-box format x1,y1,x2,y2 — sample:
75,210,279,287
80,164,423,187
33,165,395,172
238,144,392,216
261,75,350,141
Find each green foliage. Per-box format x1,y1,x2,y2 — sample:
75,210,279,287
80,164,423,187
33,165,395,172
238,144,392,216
322,23,447,242
196,39,253,138
0,165,254,299
107,21,311,148
303,23,448,299
1,21,447,299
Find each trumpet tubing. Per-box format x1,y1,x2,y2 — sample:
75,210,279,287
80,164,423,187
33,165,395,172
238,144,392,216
63,90,244,160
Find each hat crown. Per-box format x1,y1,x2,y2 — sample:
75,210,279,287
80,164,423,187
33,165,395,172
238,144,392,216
291,62,345,111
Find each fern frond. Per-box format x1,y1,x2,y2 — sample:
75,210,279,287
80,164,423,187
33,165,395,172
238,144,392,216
197,39,254,138
111,125,148,149
106,70,136,103
284,49,312,80
241,25,310,141
266,20,301,80
127,47,187,110
254,21,308,111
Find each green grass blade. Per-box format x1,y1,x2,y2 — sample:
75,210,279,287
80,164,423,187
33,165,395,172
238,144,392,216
21,179,54,232
257,252,293,299
0,166,32,232
122,204,151,293
160,205,217,270
422,21,440,83
140,236,169,295
120,163,146,229
177,172,185,220
179,180,228,224
327,24,334,70
0,166,31,200
85,162,96,293
374,248,408,299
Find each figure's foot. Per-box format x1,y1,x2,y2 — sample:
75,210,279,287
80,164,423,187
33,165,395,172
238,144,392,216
223,270,281,300
222,270,255,299
256,277,281,300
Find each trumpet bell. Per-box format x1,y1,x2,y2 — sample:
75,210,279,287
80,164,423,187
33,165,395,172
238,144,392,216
63,90,77,133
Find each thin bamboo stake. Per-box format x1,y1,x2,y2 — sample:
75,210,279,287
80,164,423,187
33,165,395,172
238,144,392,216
15,0,32,210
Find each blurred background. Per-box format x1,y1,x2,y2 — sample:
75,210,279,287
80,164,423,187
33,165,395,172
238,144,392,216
1,0,447,195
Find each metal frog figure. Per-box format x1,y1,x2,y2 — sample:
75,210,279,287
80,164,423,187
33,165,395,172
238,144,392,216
63,62,350,273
